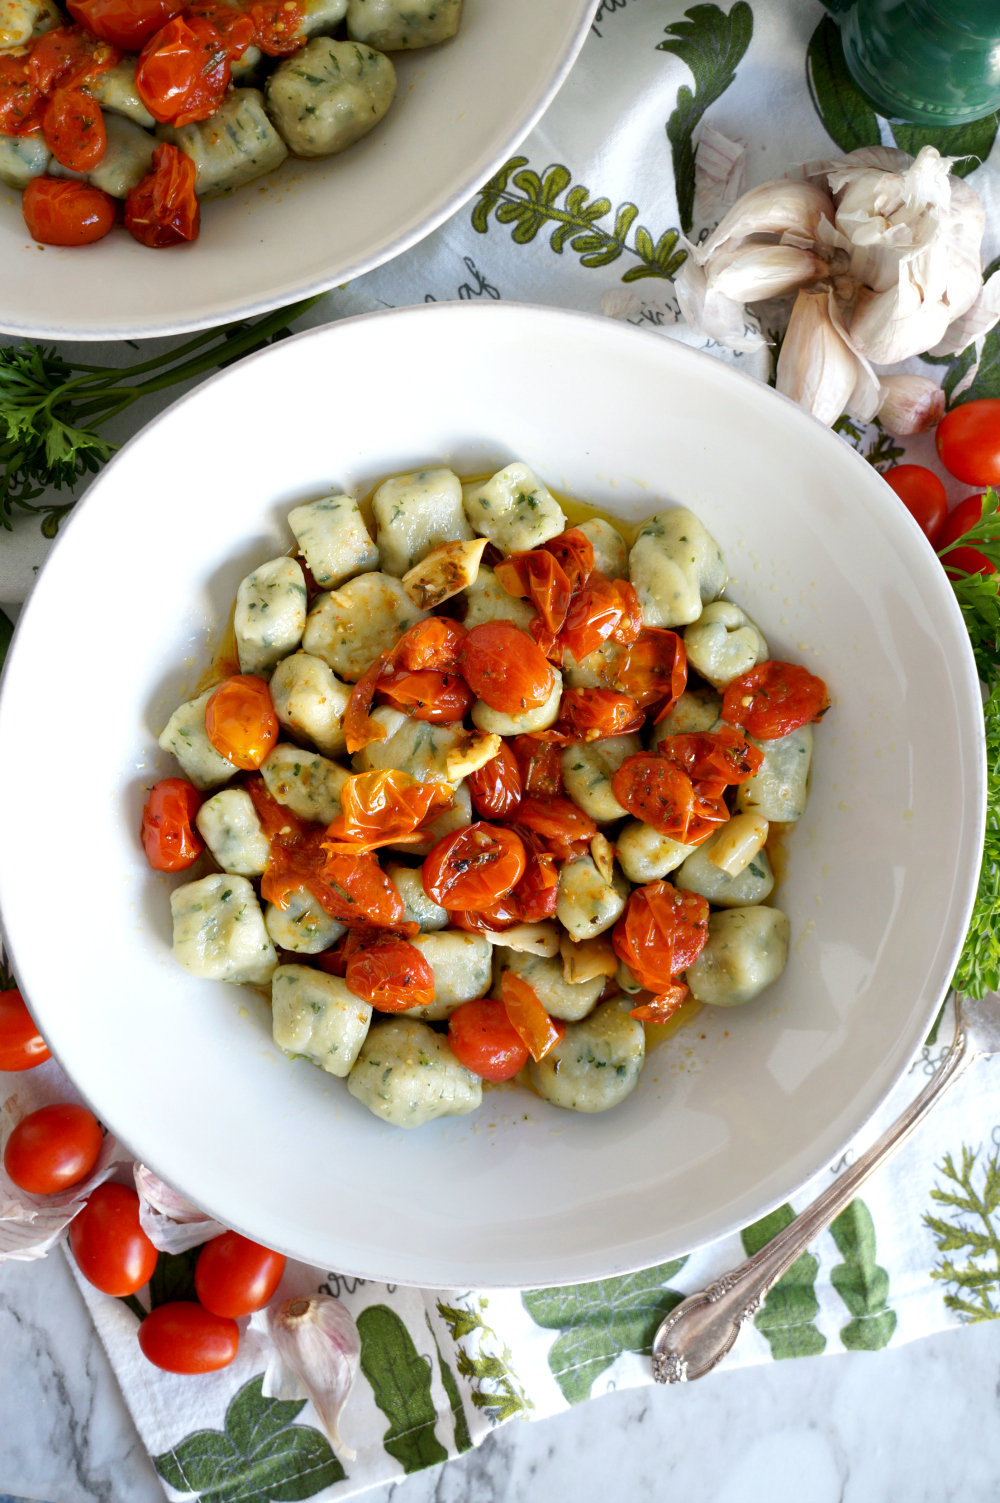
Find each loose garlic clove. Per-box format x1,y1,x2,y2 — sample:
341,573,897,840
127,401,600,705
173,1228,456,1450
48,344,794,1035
590,832,614,885
876,374,946,435
560,931,618,985
776,288,859,426
480,922,560,957
250,1294,361,1460
707,244,828,303
708,813,769,876
445,730,501,781
402,537,488,610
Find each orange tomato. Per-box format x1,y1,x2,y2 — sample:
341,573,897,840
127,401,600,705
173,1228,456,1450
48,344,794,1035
141,777,203,871
395,617,466,672
448,998,529,1081
560,572,642,662
555,688,644,741
721,661,829,741
343,650,393,754
244,773,308,841
66,0,184,50
501,970,564,1062
458,622,554,713
629,982,690,1023
422,823,527,911
125,141,200,248
325,770,452,851
135,12,232,126
204,675,278,769
657,726,763,798
343,929,435,1011
467,740,522,818
611,753,729,846
377,668,474,723
540,527,594,593
261,826,408,930
22,176,115,245
615,629,687,714
612,883,709,995
495,549,572,634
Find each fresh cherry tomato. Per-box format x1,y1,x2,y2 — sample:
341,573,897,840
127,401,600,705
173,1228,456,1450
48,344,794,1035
560,572,643,662
3,1103,103,1194
458,622,554,714
511,795,597,848
194,1231,286,1317
510,735,563,798
721,661,829,741
69,1183,158,1296
135,13,232,126
205,675,278,769
125,141,200,248
467,740,522,818
555,688,644,740
501,970,564,1062
657,726,763,798
22,176,115,245
28,24,121,92
377,668,474,723
0,989,50,1072
0,55,44,134
611,753,729,846
326,770,451,851
937,492,998,576
540,528,594,593
936,400,1000,485
141,777,203,871
422,823,527,911
883,465,948,547
343,929,435,1011
495,549,572,634
43,86,106,169
138,1301,239,1373
613,628,686,713
448,998,529,1081
245,0,305,53
66,0,184,48
612,882,709,995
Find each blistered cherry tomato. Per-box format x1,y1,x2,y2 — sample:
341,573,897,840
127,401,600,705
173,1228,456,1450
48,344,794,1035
327,769,451,850
467,740,522,818
3,1103,103,1194
448,998,529,1082
611,753,728,846
555,688,644,740
617,629,687,714
67,0,184,50
43,86,106,170
395,617,466,672
135,13,232,126
612,882,709,995
509,735,563,798
512,794,596,847
263,831,407,929
377,668,474,723
205,675,278,769
495,550,572,634
459,622,554,714
422,823,526,912
138,1301,239,1373
343,929,435,1012
657,726,762,798
501,971,564,1062
936,400,1000,485
883,465,948,546
0,989,50,1072
69,1183,158,1296
560,573,643,662
22,176,115,245
245,0,305,53
540,528,594,593
0,55,44,134
125,141,200,248
28,24,120,92
721,661,829,741
629,982,690,1024
195,1231,286,1317
141,777,203,871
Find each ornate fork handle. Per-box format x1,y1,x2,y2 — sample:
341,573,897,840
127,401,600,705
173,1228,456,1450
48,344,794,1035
651,1013,973,1383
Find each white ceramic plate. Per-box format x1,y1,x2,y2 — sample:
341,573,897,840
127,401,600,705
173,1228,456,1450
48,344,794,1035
0,302,984,1287
0,0,595,341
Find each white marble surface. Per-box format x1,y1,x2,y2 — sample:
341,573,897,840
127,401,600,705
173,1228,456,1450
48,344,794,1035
4,1247,1000,1503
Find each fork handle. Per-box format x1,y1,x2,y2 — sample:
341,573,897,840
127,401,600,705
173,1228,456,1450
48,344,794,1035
651,1016,973,1382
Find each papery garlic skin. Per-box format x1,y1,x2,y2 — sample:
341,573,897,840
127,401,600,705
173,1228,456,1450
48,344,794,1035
876,374,945,436
673,250,766,353
696,178,835,262
776,288,860,425
250,1294,361,1460
133,1164,226,1254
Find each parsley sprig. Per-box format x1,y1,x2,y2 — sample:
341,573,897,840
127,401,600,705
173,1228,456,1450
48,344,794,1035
941,487,1000,686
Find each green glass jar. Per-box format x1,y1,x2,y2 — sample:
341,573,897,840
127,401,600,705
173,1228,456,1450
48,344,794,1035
827,0,1000,126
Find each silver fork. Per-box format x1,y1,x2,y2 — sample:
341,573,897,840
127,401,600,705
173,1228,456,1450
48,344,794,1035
651,990,1000,1383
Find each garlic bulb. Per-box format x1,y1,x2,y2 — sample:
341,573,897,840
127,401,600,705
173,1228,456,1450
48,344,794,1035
133,1164,226,1253
876,374,945,436
250,1294,361,1460
696,178,835,262
707,244,828,303
777,289,882,425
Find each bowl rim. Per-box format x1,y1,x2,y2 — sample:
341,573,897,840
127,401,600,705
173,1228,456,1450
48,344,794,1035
0,299,986,1287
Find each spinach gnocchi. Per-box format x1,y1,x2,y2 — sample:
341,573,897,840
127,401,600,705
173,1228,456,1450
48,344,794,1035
147,462,828,1131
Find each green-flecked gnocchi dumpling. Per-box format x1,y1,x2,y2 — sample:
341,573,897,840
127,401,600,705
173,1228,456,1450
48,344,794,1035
265,885,345,953
674,835,774,908
372,467,473,577
234,557,307,677
303,572,427,682
462,463,566,555
159,89,287,198
65,115,155,198
383,863,449,930
288,494,379,589
158,688,238,791
0,0,53,47
269,652,351,757
271,966,371,1076
352,707,465,785
346,0,461,50
195,788,271,876
562,733,641,822
491,948,603,1023
265,38,395,158
348,1018,482,1127
736,725,812,822
0,132,49,189
398,930,492,1019
578,517,627,580
170,874,277,984
260,743,349,824
683,600,768,690
82,57,155,127
529,997,645,1113
629,507,727,627
615,820,694,883
650,686,723,741
462,565,537,632
556,855,629,941
561,638,625,691
685,906,790,1006
471,669,563,738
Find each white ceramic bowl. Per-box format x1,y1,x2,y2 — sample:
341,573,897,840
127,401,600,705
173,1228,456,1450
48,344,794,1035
1,0,595,341
0,302,984,1287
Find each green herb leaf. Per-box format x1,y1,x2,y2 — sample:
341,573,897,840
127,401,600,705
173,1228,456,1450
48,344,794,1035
148,1244,203,1308
356,1304,448,1473
806,15,880,154
952,677,1000,1000
740,1205,826,1358
926,1145,1000,1321
829,1198,897,1350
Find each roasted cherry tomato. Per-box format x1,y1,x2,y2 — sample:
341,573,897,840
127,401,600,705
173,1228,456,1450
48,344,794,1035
246,0,305,53
937,492,998,577
186,0,257,50
205,675,278,769
195,1231,286,1317
883,465,948,547
506,825,559,921
22,176,115,245
42,86,106,170
540,528,594,593
0,55,44,135
555,688,644,741
448,998,529,1082
0,989,50,1072
135,13,232,126
510,735,563,798
28,25,120,93
344,650,392,754
422,823,527,911
326,770,452,851
629,981,690,1023
458,622,554,714
721,661,829,741
395,617,466,672
245,773,308,841
69,1183,158,1296
616,629,687,714
66,0,184,49
612,882,709,995
343,929,435,1011
936,399,1000,485
512,795,597,848
377,668,474,723
495,549,572,635
560,572,643,662
501,970,564,1062
611,753,729,846
657,726,763,797
141,777,203,871
262,828,408,929
3,1102,103,1194
138,1302,239,1373
467,740,522,818
125,141,200,247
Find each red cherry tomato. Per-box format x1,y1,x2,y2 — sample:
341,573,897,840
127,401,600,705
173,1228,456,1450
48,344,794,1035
611,753,729,846
458,622,554,714
555,688,644,740
937,492,998,577
194,1231,286,1317
377,668,474,723
205,675,278,769
326,769,452,851
0,55,44,135
66,0,185,50
560,572,643,662
509,735,563,798
612,882,710,994
69,1183,158,1296
657,726,763,798
135,13,232,126
262,826,407,929
495,549,573,635
28,24,120,93
343,929,435,1012
22,176,115,245
467,740,522,818
883,465,948,546
125,141,200,248
540,528,594,593
3,1103,103,1194
721,661,829,741
245,0,305,53
511,795,597,848
43,86,106,170
613,628,687,716
501,970,564,1062
0,989,51,1072
422,823,527,911
448,998,529,1081
395,617,466,672
936,399,1000,485
138,1301,239,1373
141,777,203,871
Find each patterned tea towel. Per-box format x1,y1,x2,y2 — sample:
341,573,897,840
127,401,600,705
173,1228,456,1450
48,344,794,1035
5,0,1000,1497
